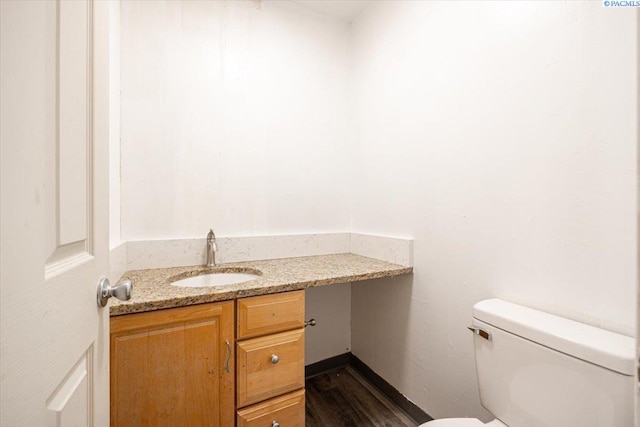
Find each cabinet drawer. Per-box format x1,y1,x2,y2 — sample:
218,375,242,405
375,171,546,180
237,329,305,408
237,291,305,339
237,389,305,427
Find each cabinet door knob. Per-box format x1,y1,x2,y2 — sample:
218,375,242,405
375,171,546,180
272,421,280,427
271,354,279,364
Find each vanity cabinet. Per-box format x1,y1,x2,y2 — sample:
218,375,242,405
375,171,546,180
109,290,305,427
110,301,235,427
235,291,306,426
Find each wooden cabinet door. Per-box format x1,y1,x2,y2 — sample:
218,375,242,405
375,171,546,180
110,302,235,427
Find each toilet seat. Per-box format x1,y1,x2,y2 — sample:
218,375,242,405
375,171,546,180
420,418,508,427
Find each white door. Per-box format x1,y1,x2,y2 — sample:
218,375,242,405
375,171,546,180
1,1,113,426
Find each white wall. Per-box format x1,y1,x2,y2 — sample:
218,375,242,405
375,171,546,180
119,0,355,368
350,1,638,421
635,10,640,427
120,0,351,241
109,0,121,249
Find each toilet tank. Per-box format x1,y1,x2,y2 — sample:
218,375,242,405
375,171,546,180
472,299,634,427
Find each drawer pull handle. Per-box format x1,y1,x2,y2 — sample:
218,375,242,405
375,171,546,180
272,422,280,427
271,354,279,364
224,340,231,373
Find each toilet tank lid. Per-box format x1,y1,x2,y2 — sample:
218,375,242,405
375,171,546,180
473,299,635,376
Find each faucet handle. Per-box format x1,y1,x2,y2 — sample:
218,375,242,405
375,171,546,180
206,229,218,267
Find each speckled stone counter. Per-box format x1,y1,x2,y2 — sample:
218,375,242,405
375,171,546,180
109,253,412,316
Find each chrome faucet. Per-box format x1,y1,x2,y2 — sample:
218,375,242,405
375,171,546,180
206,229,217,267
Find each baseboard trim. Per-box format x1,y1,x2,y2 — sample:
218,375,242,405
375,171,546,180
350,354,433,424
305,352,352,378
305,352,433,424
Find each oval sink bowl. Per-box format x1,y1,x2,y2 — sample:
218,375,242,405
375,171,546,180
171,272,260,288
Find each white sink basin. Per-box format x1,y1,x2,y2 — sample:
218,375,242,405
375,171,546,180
171,272,260,288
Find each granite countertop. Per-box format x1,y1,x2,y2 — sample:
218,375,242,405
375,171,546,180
110,253,413,316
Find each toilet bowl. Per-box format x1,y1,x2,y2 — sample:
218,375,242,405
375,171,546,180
420,299,634,427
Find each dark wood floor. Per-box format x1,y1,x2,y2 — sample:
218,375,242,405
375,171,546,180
305,367,419,427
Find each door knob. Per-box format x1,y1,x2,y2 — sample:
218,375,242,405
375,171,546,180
97,277,132,308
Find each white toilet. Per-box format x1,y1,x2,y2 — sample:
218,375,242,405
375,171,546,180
421,299,635,427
